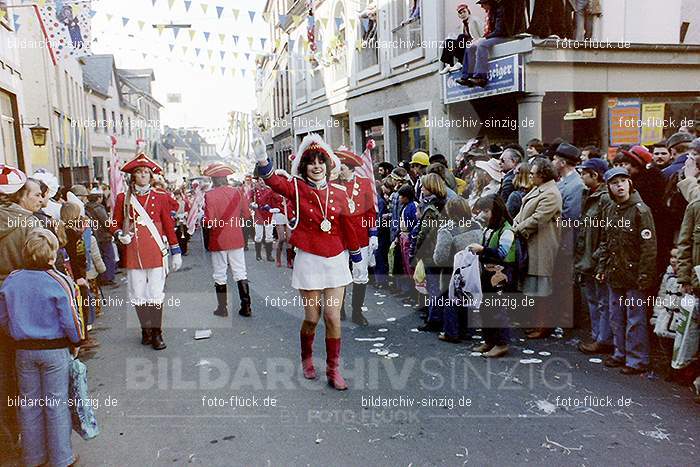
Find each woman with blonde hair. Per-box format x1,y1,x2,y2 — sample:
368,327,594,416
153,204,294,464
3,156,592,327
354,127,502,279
506,161,533,218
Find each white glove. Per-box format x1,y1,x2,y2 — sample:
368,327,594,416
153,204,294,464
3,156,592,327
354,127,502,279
250,202,259,209
251,129,268,163
269,208,280,214
117,232,132,245
171,253,182,272
369,236,379,253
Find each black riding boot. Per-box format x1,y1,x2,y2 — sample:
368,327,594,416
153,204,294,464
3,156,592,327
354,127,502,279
265,242,274,261
149,304,167,350
351,283,369,326
255,242,262,261
237,280,252,317
135,305,151,345
213,283,228,317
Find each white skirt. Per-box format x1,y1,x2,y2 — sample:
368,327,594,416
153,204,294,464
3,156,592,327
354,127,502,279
292,249,352,290
272,213,288,225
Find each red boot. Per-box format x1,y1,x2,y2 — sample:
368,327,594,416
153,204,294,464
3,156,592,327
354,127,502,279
300,331,317,379
275,245,283,267
325,337,348,390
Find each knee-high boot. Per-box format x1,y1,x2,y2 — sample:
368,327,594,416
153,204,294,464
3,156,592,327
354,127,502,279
149,304,167,350
213,283,228,317
325,337,347,390
275,243,283,267
286,247,295,269
300,329,317,379
237,280,252,317
351,283,368,326
135,305,151,345
339,288,347,321
265,242,274,261
255,242,263,261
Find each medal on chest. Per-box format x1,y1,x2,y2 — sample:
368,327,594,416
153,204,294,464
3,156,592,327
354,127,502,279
311,186,332,233
347,181,360,214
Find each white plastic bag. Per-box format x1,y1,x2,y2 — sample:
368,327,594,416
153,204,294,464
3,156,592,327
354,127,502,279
449,249,482,309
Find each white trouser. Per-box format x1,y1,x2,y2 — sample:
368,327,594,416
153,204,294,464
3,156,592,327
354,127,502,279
127,268,166,305
211,248,247,284
254,223,274,242
351,245,370,285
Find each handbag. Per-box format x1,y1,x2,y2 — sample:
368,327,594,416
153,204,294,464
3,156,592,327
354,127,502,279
69,357,100,440
413,259,427,294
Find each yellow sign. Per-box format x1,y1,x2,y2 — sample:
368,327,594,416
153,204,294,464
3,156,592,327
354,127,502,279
641,103,666,145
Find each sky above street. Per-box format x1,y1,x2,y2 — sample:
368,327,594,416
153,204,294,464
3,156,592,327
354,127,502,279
90,0,267,146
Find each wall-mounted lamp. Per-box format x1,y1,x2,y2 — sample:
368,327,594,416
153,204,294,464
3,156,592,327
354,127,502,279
21,117,49,147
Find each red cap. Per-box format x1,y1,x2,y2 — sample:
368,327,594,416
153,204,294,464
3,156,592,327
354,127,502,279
121,153,163,175
629,145,653,165
335,148,363,168
203,162,235,178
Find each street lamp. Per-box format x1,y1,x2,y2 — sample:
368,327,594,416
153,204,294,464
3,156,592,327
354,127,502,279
21,117,49,147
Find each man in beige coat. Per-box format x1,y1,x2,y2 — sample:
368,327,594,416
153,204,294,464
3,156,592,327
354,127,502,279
513,158,563,338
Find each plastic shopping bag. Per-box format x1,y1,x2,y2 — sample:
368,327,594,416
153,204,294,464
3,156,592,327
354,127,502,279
449,249,482,309
69,358,100,440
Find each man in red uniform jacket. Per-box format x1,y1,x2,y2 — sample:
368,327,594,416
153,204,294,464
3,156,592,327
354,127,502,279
202,163,253,317
251,178,274,261
336,148,378,326
111,153,182,350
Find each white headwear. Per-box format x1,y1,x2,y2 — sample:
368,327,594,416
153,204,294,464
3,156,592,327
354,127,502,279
31,169,59,198
66,191,86,216
0,164,27,195
291,133,341,178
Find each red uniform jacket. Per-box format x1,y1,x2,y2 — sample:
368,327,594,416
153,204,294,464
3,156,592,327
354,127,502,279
342,176,377,248
252,186,274,225
264,174,360,257
111,190,179,269
203,186,251,251
269,192,296,220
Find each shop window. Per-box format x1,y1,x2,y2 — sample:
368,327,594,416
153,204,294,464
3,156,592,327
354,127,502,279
394,111,429,164
392,0,422,56
361,119,385,163
357,0,379,69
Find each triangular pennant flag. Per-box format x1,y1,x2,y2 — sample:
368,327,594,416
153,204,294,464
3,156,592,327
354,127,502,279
335,17,343,29
244,53,250,61
216,6,224,19
168,0,176,8
289,39,295,49
247,36,254,48
274,39,281,50
319,18,328,29
241,70,246,78
232,52,239,59
207,50,213,60
221,67,226,75
157,25,165,36
184,1,192,12
200,64,205,70
210,65,215,74
169,44,175,52
71,4,80,16
232,9,240,21
89,10,97,18
13,15,19,32
189,30,196,41
182,46,189,54
349,19,356,29
248,11,256,22
204,32,210,42
195,48,201,56
279,15,288,24
138,20,145,30
232,35,239,45
201,4,208,14
260,38,267,49
292,15,302,24
173,27,180,39
106,13,113,21
219,33,226,44
142,53,148,60
220,51,225,60
151,0,157,6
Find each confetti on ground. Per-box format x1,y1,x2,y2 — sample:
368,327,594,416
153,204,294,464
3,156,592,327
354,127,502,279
471,335,482,340
378,328,388,332
369,348,381,353
589,358,603,364
354,337,386,342
520,358,543,364
386,317,397,322
403,304,412,307
377,350,389,356
522,349,535,354
373,343,384,347
387,353,399,358
470,352,482,357
538,351,551,356
377,301,385,305
410,328,420,332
